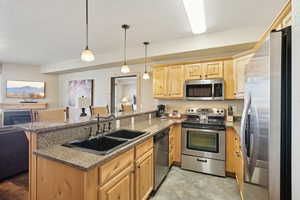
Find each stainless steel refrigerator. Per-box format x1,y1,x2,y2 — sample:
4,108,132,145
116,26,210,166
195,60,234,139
240,26,291,200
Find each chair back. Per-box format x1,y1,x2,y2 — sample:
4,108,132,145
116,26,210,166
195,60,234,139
90,105,109,117
33,107,69,123
121,104,134,113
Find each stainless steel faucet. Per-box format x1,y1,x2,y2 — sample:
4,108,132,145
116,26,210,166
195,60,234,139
95,114,116,137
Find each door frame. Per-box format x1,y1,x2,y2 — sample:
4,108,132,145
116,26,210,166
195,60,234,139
110,72,141,113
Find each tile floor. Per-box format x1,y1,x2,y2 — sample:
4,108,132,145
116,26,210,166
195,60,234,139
151,167,241,200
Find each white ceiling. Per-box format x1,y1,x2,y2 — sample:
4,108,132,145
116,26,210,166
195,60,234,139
0,0,286,65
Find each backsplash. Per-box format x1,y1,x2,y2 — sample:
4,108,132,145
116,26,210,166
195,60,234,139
158,99,244,116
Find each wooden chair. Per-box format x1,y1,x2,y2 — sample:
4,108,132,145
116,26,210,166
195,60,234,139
32,107,69,123
121,104,134,113
89,105,109,117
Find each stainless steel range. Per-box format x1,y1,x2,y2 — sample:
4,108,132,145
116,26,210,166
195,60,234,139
181,108,226,177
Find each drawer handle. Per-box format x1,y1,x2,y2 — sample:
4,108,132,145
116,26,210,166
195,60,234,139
197,158,207,163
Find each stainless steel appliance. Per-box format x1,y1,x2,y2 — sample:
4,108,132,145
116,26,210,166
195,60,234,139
184,79,224,100
154,127,170,190
240,27,291,200
181,108,226,177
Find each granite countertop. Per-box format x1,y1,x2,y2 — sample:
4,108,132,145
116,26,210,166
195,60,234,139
34,118,183,171
14,109,157,133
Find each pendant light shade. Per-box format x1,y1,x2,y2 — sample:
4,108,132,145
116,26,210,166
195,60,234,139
121,24,130,73
81,47,95,62
81,0,95,62
143,42,150,80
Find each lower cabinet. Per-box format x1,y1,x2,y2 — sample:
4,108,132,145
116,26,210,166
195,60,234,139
99,166,134,200
135,149,154,200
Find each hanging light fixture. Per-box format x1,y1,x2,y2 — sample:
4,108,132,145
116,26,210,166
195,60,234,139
143,42,150,80
121,24,130,73
81,0,95,62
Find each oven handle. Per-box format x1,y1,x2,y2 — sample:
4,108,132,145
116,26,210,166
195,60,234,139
196,158,208,163
182,128,225,134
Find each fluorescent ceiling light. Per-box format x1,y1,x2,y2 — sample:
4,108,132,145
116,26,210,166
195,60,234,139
182,0,207,34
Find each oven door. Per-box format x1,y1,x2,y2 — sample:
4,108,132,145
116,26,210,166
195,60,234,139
182,128,225,160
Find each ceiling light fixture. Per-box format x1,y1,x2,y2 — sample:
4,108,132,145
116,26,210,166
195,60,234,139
143,42,150,80
81,0,95,62
182,0,207,34
121,24,130,73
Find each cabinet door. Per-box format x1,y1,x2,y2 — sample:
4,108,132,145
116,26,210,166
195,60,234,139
233,55,252,99
171,124,181,163
224,60,235,99
202,61,224,79
169,130,174,167
135,150,154,200
152,67,168,98
225,128,236,174
167,65,184,98
99,167,134,200
185,64,202,80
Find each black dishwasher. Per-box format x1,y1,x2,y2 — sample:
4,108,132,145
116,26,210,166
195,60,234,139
153,127,170,191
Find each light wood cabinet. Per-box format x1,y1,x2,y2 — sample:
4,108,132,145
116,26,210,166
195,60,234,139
226,128,236,174
169,129,175,167
152,67,168,98
99,165,134,200
167,65,185,98
169,124,182,166
202,61,224,79
152,60,224,99
233,55,252,99
152,65,184,99
135,150,154,200
224,60,235,99
185,63,202,80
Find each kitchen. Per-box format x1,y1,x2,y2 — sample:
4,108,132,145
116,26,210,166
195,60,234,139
0,0,298,200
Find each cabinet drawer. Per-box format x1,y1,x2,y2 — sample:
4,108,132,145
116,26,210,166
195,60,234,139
136,138,153,159
99,149,134,186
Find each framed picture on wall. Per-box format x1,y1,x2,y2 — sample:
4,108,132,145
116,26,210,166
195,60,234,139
68,79,93,107
6,80,45,99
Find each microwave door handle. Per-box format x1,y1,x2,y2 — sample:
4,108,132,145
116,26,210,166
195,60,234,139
212,83,215,99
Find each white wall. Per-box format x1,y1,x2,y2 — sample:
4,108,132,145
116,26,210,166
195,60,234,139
292,1,300,199
0,63,59,108
59,63,158,111
42,26,262,73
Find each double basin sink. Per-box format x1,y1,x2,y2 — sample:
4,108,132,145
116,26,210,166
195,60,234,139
63,129,147,155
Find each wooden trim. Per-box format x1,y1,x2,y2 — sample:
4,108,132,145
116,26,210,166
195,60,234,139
253,0,291,51
151,56,232,69
0,102,48,110
28,132,38,200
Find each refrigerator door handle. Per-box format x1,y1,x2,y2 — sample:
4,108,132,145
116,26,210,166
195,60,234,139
240,94,251,152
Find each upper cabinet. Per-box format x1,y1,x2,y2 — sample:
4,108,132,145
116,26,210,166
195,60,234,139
152,61,225,99
185,63,202,80
185,62,223,80
202,61,224,79
152,65,184,99
233,55,252,99
167,65,185,98
152,66,168,98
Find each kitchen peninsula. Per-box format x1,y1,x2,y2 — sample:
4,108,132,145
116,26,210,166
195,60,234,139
19,110,182,200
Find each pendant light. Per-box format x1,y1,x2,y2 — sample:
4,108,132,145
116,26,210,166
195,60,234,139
81,0,95,62
143,42,150,80
121,24,130,73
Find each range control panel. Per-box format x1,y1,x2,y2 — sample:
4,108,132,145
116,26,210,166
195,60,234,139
186,108,225,116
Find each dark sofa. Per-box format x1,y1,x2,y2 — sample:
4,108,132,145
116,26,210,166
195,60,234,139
0,128,29,181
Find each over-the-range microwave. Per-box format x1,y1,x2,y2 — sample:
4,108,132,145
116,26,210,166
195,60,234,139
184,79,224,100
